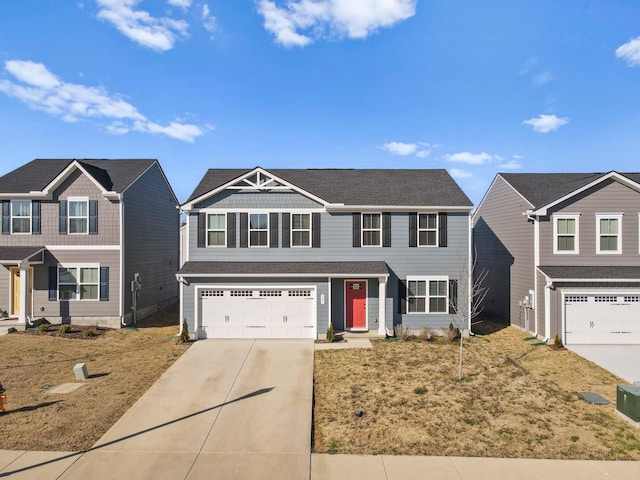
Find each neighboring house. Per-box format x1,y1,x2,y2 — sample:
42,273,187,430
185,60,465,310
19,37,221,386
0,159,179,328
473,171,640,345
177,167,473,339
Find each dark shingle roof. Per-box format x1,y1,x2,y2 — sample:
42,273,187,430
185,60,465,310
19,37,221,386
178,261,389,276
538,265,640,280
0,159,157,194
186,168,472,207
500,172,640,209
0,246,45,262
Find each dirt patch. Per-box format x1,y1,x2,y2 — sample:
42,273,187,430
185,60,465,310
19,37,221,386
313,325,640,460
0,306,189,451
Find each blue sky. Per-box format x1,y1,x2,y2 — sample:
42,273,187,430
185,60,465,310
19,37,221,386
1,1,640,204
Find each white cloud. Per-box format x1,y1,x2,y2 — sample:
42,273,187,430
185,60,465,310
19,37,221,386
444,152,493,165
96,0,189,51
499,160,521,170
256,0,416,47
449,168,472,179
522,114,569,133
616,36,640,67
383,141,417,156
0,59,208,142
416,149,431,158
202,4,217,34
167,0,192,10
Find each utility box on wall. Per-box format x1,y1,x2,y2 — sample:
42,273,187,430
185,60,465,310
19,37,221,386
617,385,640,422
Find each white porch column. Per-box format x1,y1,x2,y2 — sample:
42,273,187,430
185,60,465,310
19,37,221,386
18,263,29,324
378,276,387,336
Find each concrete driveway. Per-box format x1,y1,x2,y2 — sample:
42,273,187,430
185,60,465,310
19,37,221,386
53,339,314,480
567,345,640,384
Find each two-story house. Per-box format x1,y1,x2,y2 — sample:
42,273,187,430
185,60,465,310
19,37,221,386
177,167,473,339
0,159,179,328
473,171,640,345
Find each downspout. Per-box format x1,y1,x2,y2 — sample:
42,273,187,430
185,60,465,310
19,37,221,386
525,210,539,336
544,279,553,342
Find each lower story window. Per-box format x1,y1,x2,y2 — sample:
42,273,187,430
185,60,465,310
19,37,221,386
407,276,448,313
59,266,99,300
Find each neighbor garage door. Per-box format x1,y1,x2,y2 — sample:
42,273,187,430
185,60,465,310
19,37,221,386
565,294,640,345
199,287,316,339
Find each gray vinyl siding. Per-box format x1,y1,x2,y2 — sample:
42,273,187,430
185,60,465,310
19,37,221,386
122,163,179,318
195,191,322,209
473,176,535,328
0,169,120,247
539,179,640,266
0,265,10,314
181,276,329,335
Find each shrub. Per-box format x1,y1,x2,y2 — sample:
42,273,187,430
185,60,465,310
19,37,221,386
419,327,436,342
179,318,190,343
58,325,71,334
326,323,336,343
37,323,50,332
395,324,412,341
414,386,427,395
446,322,458,342
82,328,97,337
554,333,563,349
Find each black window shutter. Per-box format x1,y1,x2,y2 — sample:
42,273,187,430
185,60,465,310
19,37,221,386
32,200,41,235
398,279,407,314
100,267,109,301
312,212,321,248
240,213,248,248
89,200,98,235
438,212,447,247
282,213,290,248
59,200,67,235
408,212,417,247
449,279,458,314
352,213,361,247
270,213,278,248
382,212,391,247
197,213,206,247
1,200,9,235
227,213,236,248
49,266,58,301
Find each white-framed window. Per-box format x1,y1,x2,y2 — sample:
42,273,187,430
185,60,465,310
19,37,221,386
596,214,622,254
207,213,226,247
407,276,449,314
249,213,269,247
418,213,437,246
68,197,89,234
362,213,381,246
58,265,99,301
10,200,31,234
553,214,579,254
291,213,311,247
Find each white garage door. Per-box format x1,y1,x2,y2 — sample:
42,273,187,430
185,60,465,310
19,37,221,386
199,287,316,339
565,294,640,345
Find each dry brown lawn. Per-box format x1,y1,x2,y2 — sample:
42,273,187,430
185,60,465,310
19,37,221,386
0,307,189,451
313,323,640,460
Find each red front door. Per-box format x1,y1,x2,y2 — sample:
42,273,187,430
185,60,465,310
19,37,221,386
346,281,367,329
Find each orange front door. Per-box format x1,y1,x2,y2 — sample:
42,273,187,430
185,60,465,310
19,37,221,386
345,281,366,329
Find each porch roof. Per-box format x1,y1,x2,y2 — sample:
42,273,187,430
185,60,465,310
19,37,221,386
177,261,389,278
0,246,45,264
538,265,640,282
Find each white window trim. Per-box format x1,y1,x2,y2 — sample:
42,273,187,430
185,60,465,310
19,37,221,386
10,200,31,235
68,196,89,235
418,212,438,247
361,212,382,247
596,213,623,254
291,212,311,248
249,212,269,248
552,214,580,254
206,213,226,248
406,275,449,314
58,263,100,301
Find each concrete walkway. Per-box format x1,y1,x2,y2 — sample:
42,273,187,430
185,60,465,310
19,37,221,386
2,339,640,479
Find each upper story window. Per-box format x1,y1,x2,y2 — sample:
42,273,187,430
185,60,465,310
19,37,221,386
553,214,579,254
58,265,99,301
291,213,311,247
207,213,226,247
362,213,381,246
249,213,269,247
418,213,437,246
597,214,622,254
407,276,449,314
11,200,31,234
68,197,89,234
